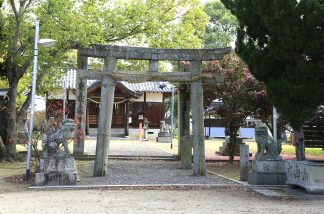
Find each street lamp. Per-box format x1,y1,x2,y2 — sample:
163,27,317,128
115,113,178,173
25,20,56,181
170,85,175,149
62,78,67,120
273,107,278,142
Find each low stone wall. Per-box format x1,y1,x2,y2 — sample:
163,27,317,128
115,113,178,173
129,128,159,140
248,159,287,185
285,160,324,194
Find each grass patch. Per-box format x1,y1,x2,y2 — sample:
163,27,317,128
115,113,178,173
207,162,240,180
0,161,26,177
246,141,324,156
0,161,29,193
304,147,324,156
144,138,324,157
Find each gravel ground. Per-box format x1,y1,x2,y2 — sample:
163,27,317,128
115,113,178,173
79,139,237,186
84,139,173,157
78,160,237,186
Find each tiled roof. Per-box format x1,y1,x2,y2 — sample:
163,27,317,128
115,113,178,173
64,70,173,93
63,70,96,89
120,81,173,93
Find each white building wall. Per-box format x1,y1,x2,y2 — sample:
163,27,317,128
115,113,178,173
35,96,46,112
49,90,161,103
128,128,160,140
47,89,76,100
132,92,163,102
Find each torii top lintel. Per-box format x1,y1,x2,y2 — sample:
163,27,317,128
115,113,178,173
77,45,231,61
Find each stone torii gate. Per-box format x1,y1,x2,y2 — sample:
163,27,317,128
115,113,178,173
74,45,231,176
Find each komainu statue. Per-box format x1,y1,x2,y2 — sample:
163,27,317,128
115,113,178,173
159,120,170,133
42,119,76,158
255,124,282,160
36,119,78,186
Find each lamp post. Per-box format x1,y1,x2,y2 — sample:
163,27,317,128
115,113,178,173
273,106,277,142
62,78,67,120
25,20,55,181
170,85,175,149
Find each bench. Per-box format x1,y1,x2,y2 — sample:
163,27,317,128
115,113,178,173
302,119,324,149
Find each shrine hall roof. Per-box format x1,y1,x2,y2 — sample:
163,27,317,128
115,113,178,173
64,69,173,93
119,81,173,93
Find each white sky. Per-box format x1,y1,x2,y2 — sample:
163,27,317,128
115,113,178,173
200,0,215,4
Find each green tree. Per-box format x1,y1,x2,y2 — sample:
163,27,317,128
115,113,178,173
203,54,267,162
222,0,324,160
0,0,208,161
203,0,238,48
202,1,265,162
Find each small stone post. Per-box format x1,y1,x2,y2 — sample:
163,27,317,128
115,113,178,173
240,144,249,181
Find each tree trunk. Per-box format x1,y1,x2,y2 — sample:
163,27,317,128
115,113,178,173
228,131,237,163
5,80,19,161
0,109,7,161
295,129,306,161
0,136,5,162
17,92,32,130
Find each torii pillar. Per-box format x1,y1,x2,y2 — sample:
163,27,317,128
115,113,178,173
74,53,87,154
178,63,192,169
93,57,117,176
190,61,206,175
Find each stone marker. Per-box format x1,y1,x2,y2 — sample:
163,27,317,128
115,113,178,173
240,144,249,181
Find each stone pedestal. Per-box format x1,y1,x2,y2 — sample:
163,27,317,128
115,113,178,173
285,161,324,194
156,131,171,143
248,160,287,185
216,137,242,156
35,156,78,186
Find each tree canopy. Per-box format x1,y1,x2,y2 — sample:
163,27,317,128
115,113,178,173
203,0,238,48
221,0,324,130
203,54,267,162
0,0,208,161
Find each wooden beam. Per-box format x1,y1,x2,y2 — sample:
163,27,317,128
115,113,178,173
78,45,231,61
77,69,224,84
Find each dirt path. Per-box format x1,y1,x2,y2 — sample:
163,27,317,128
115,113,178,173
0,188,323,214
